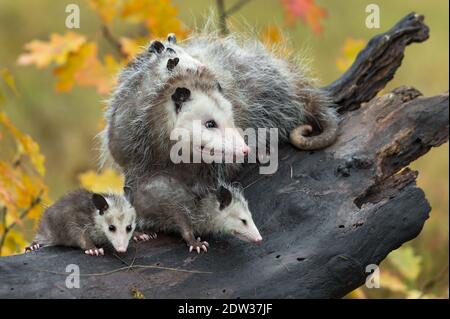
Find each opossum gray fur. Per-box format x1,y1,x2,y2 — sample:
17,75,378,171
102,31,338,186
132,173,262,253
25,189,146,256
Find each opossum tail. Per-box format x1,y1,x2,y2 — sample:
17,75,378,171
289,108,339,150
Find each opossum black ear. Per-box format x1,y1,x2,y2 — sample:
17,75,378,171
171,87,190,113
92,193,109,214
167,57,179,71
149,40,165,54
217,186,232,210
123,187,134,205
167,33,177,44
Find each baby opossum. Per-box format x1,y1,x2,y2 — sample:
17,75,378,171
25,189,151,256
132,173,262,253
103,32,338,184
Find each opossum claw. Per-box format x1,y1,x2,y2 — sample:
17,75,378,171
85,248,103,256
25,243,40,252
167,33,177,44
196,246,200,254
189,246,193,253
149,40,165,54
167,57,179,71
201,245,207,252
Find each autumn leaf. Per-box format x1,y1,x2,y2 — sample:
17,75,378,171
79,168,124,193
335,38,365,72
121,0,188,39
54,42,121,94
17,32,86,68
131,287,145,299
87,0,120,23
280,0,327,34
120,37,147,60
388,246,422,282
261,25,284,46
0,111,46,176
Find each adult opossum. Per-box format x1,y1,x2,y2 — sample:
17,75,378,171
103,32,338,186
132,173,262,253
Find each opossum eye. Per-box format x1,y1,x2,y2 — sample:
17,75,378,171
109,225,116,232
241,219,247,226
205,120,217,129
126,225,132,232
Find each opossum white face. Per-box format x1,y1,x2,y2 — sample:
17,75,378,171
171,87,250,159
214,186,262,243
93,192,136,253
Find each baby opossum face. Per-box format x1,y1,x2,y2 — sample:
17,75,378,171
171,87,250,159
93,193,136,253
214,186,262,243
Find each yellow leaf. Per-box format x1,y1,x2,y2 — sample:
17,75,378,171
131,287,145,299
335,38,366,72
261,26,284,46
17,32,86,68
78,169,124,193
388,246,422,282
54,43,121,94
121,0,189,39
1,68,20,98
120,37,146,60
3,229,28,256
0,111,46,176
88,0,119,23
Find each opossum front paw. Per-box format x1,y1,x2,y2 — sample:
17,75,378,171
25,242,41,252
188,237,209,254
84,247,104,256
133,232,157,242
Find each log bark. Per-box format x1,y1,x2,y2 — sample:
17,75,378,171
0,13,448,299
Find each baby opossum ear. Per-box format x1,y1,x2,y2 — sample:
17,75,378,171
171,87,190,113
167,57,179,71
92,193,109,214
217,186,232,210
167,33,177,44
123,186,134,205
149,40,165,54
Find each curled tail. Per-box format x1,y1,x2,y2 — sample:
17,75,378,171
289,108,339,150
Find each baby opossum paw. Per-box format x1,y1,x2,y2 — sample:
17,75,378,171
188,237,209,254
133,232,157,242
84,248,104,256
25,243,41,252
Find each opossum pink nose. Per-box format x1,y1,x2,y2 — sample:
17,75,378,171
253,236,263,244
116,247,127,253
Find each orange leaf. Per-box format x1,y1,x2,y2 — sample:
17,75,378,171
17,32,86,68
54,43,121,95
121,0,189,39
88,0,119,23
280,0,327,34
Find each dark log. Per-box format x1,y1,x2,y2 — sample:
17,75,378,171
324,12,429,113
0,13,448,299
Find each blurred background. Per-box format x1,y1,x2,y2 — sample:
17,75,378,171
0,0,448,298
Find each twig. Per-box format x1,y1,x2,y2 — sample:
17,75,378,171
101,24,127,59
226,0,253,16
30,264,212,277
216,0,254,35
216,0,229,35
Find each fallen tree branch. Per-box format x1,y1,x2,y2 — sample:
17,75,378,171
0,13,447,299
